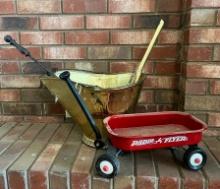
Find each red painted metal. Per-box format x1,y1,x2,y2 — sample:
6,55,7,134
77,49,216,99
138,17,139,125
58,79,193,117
104,111,207,151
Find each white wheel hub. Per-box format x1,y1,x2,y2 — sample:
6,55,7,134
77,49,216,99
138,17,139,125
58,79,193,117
189,153,203,167
100,160,114,175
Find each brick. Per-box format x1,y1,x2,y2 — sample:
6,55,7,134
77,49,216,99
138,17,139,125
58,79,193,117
204,129,220,136
0,122,17,139
155,90,177,103
0,116,24,122
185,96,220,111
158,0,182,12
190,9,216,26
64,61,108,73
190,0,220,8
134,15,181,29
29,124,72,189
201,144,220,189
7,171,25,189
92,177,111,189
0,123,43,188
114,153,134,189
63,0,106,13
143,76,177,89
136,151,156,189
213,46,220,61
154,149,180,189
0,89,20,102
71,144,95,189
0,0,16,14
88,46,131,59
210,80,220,94
1,75,40,88
43,47,86,60
133,46,178,60
87,15,131,29
109,0,155,13
158,30,182,44
0,32,18,45
182,12,191,26
208,113,220,127
44,103,65,115
7,124,48,189
21,89,54,102
188,29,220,44
22,62,62,74
110,61,136,73
186,63,220,78
138,90,154,104
1,62,20,74
190,113,208,123
8,124,59,189
204,137,220,157
204,137,220,162
185,80,208,95
20,32,63,45
24,116,64,123
40,15,84,30
49,126,82,189
155,62,180,75
0,17,38,30
137,61,154,74
17,0,61,14
111,31,153,45
0,47,41,60
0,123,30,144
65,31,109,44
217,10,220,25
185,46,212,61
3,103,42,115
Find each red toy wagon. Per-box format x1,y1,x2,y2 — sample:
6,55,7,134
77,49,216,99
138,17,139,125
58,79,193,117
95,112,207,178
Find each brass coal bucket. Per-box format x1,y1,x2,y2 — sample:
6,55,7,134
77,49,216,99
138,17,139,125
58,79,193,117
41,70,145,147
4,20,163,148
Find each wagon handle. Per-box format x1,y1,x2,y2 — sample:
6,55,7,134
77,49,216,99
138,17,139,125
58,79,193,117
4,35,54,76
59,71,105,149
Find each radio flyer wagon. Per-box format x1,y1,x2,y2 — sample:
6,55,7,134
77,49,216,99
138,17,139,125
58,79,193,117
97,112,207,178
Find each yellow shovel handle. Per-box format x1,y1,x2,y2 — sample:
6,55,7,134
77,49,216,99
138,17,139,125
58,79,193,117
131,19,164,84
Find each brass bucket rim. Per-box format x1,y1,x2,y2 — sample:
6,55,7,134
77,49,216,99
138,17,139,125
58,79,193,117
40,70,146,91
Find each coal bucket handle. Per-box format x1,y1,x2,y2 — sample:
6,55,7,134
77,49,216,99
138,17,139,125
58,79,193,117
59,71,105,149
4,35,54,76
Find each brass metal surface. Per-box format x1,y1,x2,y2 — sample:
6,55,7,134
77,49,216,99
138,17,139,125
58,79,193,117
41,71,145,146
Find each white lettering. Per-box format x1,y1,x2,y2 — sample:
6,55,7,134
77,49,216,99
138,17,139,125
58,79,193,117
131,136,188,147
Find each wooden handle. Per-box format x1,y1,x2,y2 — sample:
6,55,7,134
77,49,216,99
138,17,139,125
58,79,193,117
131,19,164,84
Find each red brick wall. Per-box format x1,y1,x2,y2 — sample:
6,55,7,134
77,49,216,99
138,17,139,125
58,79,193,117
0,0,219,130
180,0,220,132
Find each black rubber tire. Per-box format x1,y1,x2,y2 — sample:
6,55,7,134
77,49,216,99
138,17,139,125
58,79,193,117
95,153,120,178
183,147,207,171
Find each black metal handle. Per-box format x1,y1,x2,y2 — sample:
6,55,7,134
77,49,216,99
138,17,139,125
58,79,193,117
4,35,30,56
59,71,105,149
4,35,53,76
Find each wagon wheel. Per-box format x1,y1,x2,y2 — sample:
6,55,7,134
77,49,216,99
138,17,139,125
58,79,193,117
95,153,120,178
183,147,207,171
